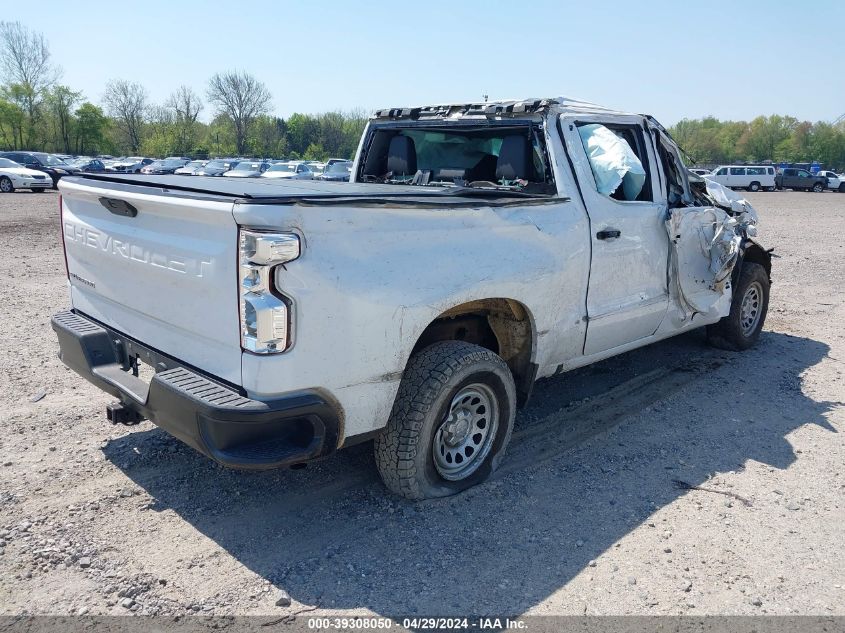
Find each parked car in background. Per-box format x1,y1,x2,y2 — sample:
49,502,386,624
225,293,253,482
261,161,314,179
775,167,827,192
108,157,153,174
140,158,190,175
67,157,106,173
816,170,844,192
0,151,80,187
709,165,776,192
0,156,52,192
195,159,239,176
325,157,349,168
319,160,353,181
689,168,712,177
223,160,270,177
305,161,325,178
174,160,208,175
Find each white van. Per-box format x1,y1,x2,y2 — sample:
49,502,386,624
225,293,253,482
709,165,776,192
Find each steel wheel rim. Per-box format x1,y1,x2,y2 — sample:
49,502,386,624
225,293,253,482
740,282,763,336
0,179,11,192
433,383,499,481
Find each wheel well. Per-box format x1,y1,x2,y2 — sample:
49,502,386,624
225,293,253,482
742,241,772,282
411,299,537,405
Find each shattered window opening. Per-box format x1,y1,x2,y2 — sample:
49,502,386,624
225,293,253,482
576,123,653,203
359,123,556,194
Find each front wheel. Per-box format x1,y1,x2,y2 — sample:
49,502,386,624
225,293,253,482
374,341,516,499
707,262,770,351
812,182,824,193
748,181,761,192
0,176,13,193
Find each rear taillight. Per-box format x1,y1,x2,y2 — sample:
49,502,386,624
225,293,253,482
59,194,69,280
238,229,300,354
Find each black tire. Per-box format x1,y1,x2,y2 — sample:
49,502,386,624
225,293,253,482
812,182,824,193
748,181,761,192
707,262,769,351
374,341,516,500
0,176,13,193
839,183,845,193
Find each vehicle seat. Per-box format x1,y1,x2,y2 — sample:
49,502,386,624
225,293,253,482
387,136,417,177
467,154,498,182
432,167,468,182
496,136,532,181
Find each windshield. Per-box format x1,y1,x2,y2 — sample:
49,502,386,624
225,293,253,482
204,160,230,169
0,158,21,168
359,123,554,192
185,161,204,168
235,162,263,171
267,164,296,172
37,153,67,166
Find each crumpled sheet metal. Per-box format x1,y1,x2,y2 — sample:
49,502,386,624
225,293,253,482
667,207,741,317
703,177,759,236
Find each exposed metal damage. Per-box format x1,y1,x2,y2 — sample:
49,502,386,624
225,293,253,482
667,176,760,318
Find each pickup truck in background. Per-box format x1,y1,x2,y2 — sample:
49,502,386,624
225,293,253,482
816,170,844,192
52,97,771,499
775,167,827,192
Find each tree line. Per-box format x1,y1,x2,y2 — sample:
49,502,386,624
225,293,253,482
669,115,845,169
0,21,367,160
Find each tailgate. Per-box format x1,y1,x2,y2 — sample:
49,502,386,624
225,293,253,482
59,177,242,385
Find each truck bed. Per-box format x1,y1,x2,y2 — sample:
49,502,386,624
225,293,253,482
71,173,558,207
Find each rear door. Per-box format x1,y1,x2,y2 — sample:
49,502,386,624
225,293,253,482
59,178,243,384
559,114,669,355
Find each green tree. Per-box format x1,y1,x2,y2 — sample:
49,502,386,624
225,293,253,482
74,102,108,155
45,85,82,153
0,97,25,149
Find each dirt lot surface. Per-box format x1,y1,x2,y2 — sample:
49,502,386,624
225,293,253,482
0,189,843,618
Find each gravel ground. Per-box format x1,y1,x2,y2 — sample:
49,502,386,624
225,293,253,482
0,189,843,618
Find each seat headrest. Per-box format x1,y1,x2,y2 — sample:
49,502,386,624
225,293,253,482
387,136,417,176
496,135,531,181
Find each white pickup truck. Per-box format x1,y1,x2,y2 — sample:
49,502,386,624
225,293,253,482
52,97,771,499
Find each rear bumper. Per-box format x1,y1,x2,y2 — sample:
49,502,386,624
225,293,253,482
51,310,340,469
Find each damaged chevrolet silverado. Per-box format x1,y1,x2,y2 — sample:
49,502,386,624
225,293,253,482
52,97,771,500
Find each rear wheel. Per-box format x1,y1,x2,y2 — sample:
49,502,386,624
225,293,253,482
707,262,769,351
812,182,824,193
0,176,13,193
374,341,516,499
748,181,761,192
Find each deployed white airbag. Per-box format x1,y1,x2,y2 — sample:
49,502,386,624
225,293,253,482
578,124,646,200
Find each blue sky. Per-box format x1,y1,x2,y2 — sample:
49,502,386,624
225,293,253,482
5,0,844,125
